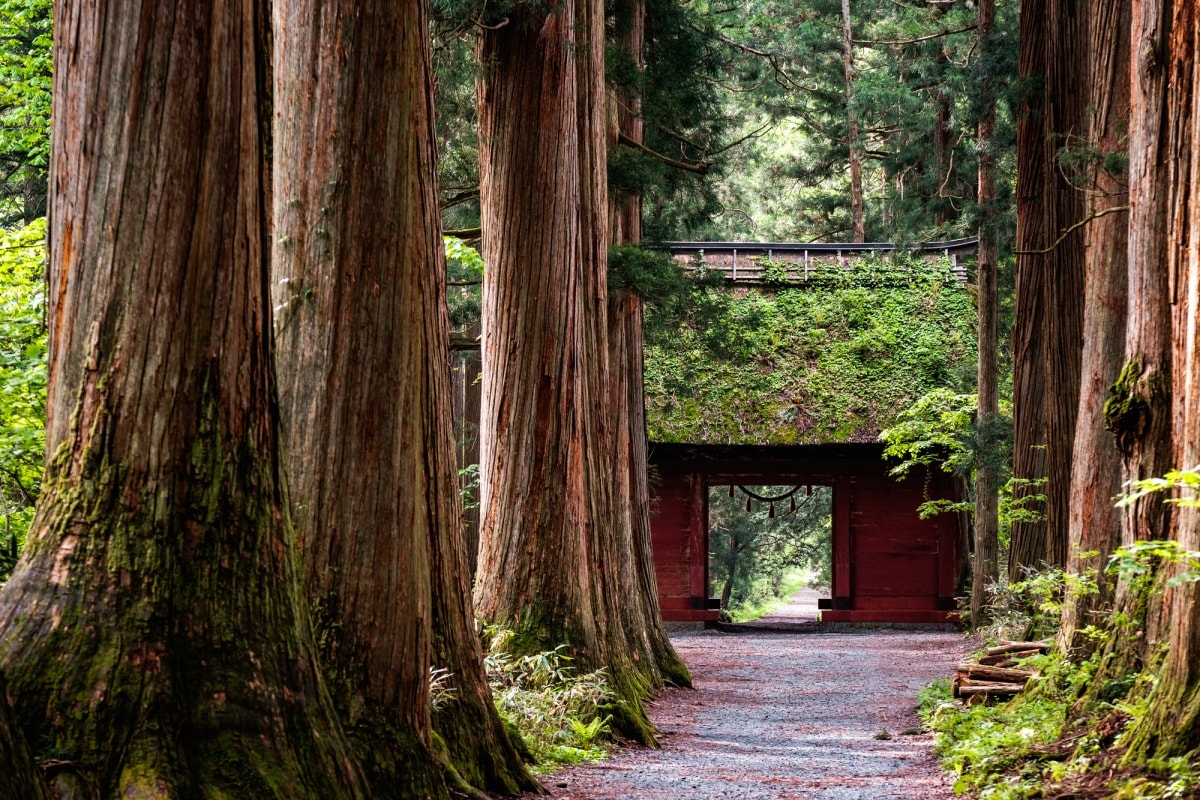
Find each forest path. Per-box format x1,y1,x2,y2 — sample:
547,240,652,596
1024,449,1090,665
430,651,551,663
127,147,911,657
539,613,969,799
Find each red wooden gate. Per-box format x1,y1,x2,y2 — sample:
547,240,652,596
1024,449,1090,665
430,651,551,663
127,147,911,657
649,443,964,624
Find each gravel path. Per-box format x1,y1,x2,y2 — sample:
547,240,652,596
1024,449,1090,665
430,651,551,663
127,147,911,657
540,595,970,800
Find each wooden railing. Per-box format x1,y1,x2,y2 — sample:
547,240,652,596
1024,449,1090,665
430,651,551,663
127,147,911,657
664,236,977,285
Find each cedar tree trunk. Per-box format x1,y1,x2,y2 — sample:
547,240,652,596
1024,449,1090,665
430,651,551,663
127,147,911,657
1122,0,1200,761
971,0,1000,628
1040,0,1088,572
475,0,659,743
1010,0,1050,578
0,2,366,795
1059,0,1130,653
840,0,865,242
1081,0,1177,701
608,0,691,688
271,1,535,794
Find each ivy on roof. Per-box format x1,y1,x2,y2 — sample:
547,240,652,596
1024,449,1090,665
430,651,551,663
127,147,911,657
642,254,977,445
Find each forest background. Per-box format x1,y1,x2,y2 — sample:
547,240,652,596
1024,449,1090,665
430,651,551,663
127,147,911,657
4,0,1200,798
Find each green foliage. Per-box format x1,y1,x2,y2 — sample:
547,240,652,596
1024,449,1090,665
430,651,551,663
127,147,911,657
926,553,1200,799
1119,467,1200,509
981,565,1079,644
931,673,1071,799
0,218,45,583
607,244,687,299
917,677,953,727
445,236,483,331
483,628,615,772
645,256,976,445
1108,540,1200,592
0,0,51,224
880,388,978,479
677,0,1018,245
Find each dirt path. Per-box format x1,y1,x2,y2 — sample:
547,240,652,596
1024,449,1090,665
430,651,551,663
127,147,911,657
540,600,969,799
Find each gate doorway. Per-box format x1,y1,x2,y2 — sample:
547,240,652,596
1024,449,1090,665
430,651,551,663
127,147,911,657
707,483,833,622
649,442,965,624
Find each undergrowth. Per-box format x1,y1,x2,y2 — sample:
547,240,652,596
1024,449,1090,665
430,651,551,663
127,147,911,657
481,627,616,773
922,540,1200,799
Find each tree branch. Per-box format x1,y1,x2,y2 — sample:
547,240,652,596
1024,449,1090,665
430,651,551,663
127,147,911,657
617,132,711,174
1014,206,1130,255
440,189,479,211
854,24,978,46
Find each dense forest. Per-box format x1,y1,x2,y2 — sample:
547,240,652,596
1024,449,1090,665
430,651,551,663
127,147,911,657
1,0,1200,797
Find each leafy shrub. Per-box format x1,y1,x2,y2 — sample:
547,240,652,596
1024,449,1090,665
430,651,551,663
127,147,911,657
483,627,615,771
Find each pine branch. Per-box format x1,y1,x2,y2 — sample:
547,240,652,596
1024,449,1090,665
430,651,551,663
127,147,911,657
617,132,711,174
854,24,978,46
1014,206,1130,255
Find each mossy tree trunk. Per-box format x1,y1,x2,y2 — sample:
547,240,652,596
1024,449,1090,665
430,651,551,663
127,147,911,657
1121,0,1200,761
272,1,536,794
1059,0,1129,653
608,0,692,689
475,0,661,743
1078,0,1180,712
0,1,367,795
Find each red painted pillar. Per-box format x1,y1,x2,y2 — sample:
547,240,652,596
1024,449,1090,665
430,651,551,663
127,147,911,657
833,475,852,609
688,473,709,608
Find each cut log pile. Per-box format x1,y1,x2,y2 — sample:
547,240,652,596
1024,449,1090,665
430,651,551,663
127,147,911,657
952,641,1048,701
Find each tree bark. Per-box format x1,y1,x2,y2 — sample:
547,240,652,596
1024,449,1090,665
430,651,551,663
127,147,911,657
475,0,660,743
1079,0,1179,709
608,0,691,688
1010,0,1050,578
1041,0,1089,572
841,0,865,243
271,0,534,795
1105,0,1175,557
0,2,366,795
1122,0,1200,761
1059,0,1130,653
971,0,1000,628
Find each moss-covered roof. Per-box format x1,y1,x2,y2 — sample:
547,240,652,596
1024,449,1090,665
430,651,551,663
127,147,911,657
642,258,977,445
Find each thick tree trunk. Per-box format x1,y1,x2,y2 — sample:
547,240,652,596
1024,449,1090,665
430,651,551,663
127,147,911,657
971,0,999,628
609,289,691,686
1079,0,1178,708
841,0,865,243
1059,0,1130,653
1105,0,1175,557
1010,0,1050,578
0,2,366,795
271,1,533,795
1041,0,1089,572
475,0,659,743
608,0,691,688
1122,0,1200,761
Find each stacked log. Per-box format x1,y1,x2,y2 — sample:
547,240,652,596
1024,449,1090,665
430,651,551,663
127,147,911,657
952,641,1048,701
